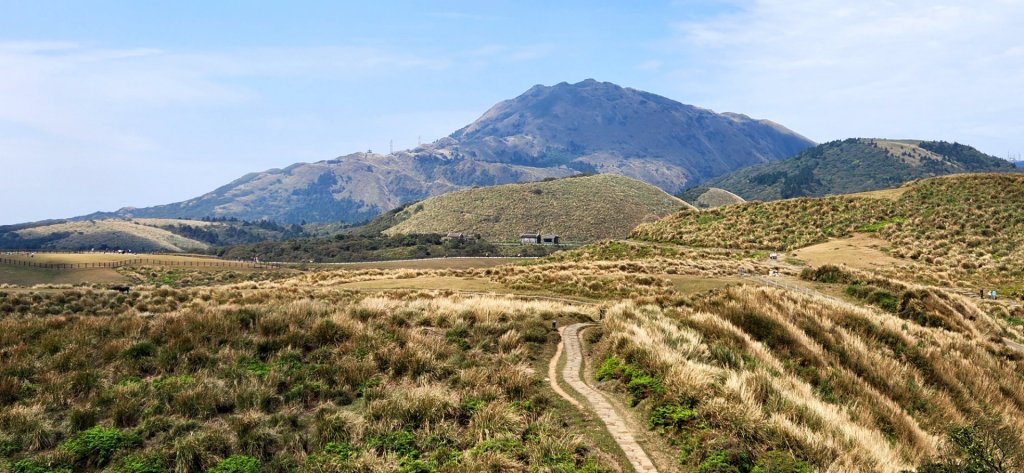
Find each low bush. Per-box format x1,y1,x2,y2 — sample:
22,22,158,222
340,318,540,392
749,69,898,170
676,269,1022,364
207,455,260,473
799,264,855,284
697,449,753,473
752,451,811,473
60,426,139,468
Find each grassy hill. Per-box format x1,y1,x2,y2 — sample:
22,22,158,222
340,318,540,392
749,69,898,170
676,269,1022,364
679,187,747,208
381,174,692,242
634,173,1024,284
698,138,1017,201
594,281,1024,472
0,218,301,252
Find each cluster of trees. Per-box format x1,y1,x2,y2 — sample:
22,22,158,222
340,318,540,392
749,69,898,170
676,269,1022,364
0,230,73,250
160,221,305,246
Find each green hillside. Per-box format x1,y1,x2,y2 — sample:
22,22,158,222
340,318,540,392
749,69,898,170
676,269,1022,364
699,138,1017,201
381,174,692,242
679,186,746,208
634,173,1024,283
0,218,301,252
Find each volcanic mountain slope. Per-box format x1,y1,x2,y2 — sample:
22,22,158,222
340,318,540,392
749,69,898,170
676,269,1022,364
696,138,1017,201
81,79,812,224
379,174,691,242
447,79,813,191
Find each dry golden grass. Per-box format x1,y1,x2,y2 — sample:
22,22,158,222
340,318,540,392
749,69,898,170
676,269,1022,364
0,280,619,472
634,173,1024,287
591,282,1024,472
3,215,1022,473
789,233,905,271
693,188,746,209
9,220,210,252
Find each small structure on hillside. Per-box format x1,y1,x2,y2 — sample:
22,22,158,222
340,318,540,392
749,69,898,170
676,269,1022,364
520,233,541,244
541,234,560,245
444,232,466,241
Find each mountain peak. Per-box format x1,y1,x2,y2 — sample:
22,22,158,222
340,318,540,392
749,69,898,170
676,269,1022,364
73,80,814,225
449,80,813,191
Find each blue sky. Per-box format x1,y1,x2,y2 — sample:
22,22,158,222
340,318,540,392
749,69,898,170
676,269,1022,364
2,1,1021,224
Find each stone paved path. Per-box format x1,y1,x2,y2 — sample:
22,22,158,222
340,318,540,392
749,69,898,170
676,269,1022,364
559,323,659,473
548,332,582,409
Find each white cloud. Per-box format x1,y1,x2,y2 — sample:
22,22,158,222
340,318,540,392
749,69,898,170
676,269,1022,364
660,0,1024,155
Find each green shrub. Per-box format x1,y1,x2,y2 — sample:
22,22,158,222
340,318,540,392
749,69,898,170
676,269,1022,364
123,341,157,359
799,264,855,284
595,356,663,406
207,455,260,473
649,403,696,431
845,284,899,313
115,453,167,473
625,372,662,406
60,426,139,468
697,449,753,473
368,429,418,459
594,356,624,382
323,442,354,459
8,459,72,473
752,451,811,473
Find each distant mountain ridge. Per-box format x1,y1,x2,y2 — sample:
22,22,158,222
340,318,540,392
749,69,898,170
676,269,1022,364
695,138,1018,201
79,79,813,224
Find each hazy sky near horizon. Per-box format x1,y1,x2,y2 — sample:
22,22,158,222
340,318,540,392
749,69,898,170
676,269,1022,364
2,0,1022,224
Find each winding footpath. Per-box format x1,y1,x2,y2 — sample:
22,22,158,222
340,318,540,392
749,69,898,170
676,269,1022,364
551,323,659,473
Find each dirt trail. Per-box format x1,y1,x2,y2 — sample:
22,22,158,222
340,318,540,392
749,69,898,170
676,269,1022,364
554,323,659,473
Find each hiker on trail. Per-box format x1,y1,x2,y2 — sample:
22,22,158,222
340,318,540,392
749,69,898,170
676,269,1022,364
992,290,998,300
980,288,986,299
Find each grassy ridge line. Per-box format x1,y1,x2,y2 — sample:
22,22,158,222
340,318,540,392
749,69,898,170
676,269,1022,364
382,174,692,242
696,138,1018,201
7,219,210,252
633,173,1024,284
0,218,300,253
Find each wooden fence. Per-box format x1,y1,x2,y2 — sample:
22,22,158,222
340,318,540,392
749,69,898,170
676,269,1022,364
0,257,278,270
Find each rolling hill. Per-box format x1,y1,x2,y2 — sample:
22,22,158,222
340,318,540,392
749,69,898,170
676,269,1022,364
379,174,691,242
0,218,301,252
696,138,1017,201
633,173,1024,284
78,79,812,224
679,186,746,208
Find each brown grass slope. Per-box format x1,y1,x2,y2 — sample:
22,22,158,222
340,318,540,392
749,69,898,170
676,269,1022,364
0,218,295,253
383,174,692,242
0,278,619,472
4,220,211,252
633,173,1024,284
692,187,746,209
590,282,1024,472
